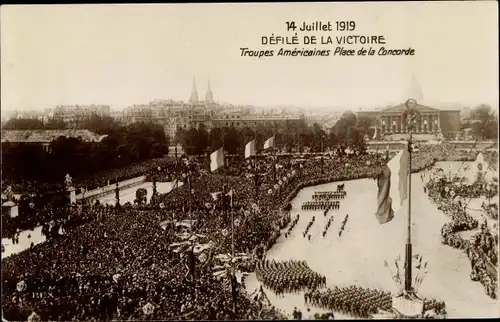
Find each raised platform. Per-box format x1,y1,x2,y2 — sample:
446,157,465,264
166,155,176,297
392,293,424,318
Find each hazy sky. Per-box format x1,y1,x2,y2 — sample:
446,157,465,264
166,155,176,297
1,2,498,112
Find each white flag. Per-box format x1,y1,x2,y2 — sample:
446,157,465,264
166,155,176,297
245,140,256,159
210,191,222,200
159,220,170,230
226,189,234,208
375,144,409,224
387,144,410,213
372,127,378,140
263,136,275,150
210,148,225,172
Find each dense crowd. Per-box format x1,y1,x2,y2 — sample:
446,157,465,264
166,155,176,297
2,201,115,240
1,157,187,238
2,143,497,320
3,155,312,320
482,202,499,220
426,174,498,299
1,157,179,196
468,224,498,299
2,203,290,321
2,151,389,321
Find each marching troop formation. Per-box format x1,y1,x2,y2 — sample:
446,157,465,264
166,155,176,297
304,286,447,319
422,299,448,317
338,214,349,237
305,286,392,318
302,188,346,211
322,216,334,238
284,214,300,239
301,201,340,211
256,260,327,296
303,216,316,241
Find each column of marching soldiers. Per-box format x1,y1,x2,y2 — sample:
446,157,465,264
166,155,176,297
255,182,447,318
300,184,349,238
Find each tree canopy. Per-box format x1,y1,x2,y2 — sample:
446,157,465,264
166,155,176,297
460,104,498,140
176,114,368,156
2,117,169,182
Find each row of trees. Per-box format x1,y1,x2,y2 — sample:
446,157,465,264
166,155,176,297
2,118,66,131
459,104,498,140
2,117,169,182
175,111,371,156
3,103,495,183
2,115,123,135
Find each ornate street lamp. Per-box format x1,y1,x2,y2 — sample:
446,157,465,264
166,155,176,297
402,98,419,293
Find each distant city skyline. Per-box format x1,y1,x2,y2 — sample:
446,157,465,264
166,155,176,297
1,3,498,115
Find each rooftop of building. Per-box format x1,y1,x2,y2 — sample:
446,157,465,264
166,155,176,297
211,114,301,121
358,103,461,114
55,104,110,109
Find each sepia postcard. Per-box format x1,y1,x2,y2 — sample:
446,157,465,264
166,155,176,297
1,2,499,321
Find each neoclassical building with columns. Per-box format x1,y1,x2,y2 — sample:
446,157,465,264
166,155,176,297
357,102,461,137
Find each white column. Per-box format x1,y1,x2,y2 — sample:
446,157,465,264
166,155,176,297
68,187,76,204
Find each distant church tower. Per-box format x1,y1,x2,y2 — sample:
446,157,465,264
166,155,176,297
190,79,199,103
205,79,214,104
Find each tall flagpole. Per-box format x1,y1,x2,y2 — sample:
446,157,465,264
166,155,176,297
321,133,324,175
298,132,301,154
222,128,237,315
272,132,276,186
254,133,258,200
187,163,195,282
404,99,416,293
221,129,231,255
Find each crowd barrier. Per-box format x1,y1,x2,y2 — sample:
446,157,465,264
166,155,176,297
75,176,146,200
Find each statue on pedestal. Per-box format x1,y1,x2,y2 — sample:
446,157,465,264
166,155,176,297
65,174,73,189
64,174,76,204
4,186,14,201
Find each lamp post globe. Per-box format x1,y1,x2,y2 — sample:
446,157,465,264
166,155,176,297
405,98,417,110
